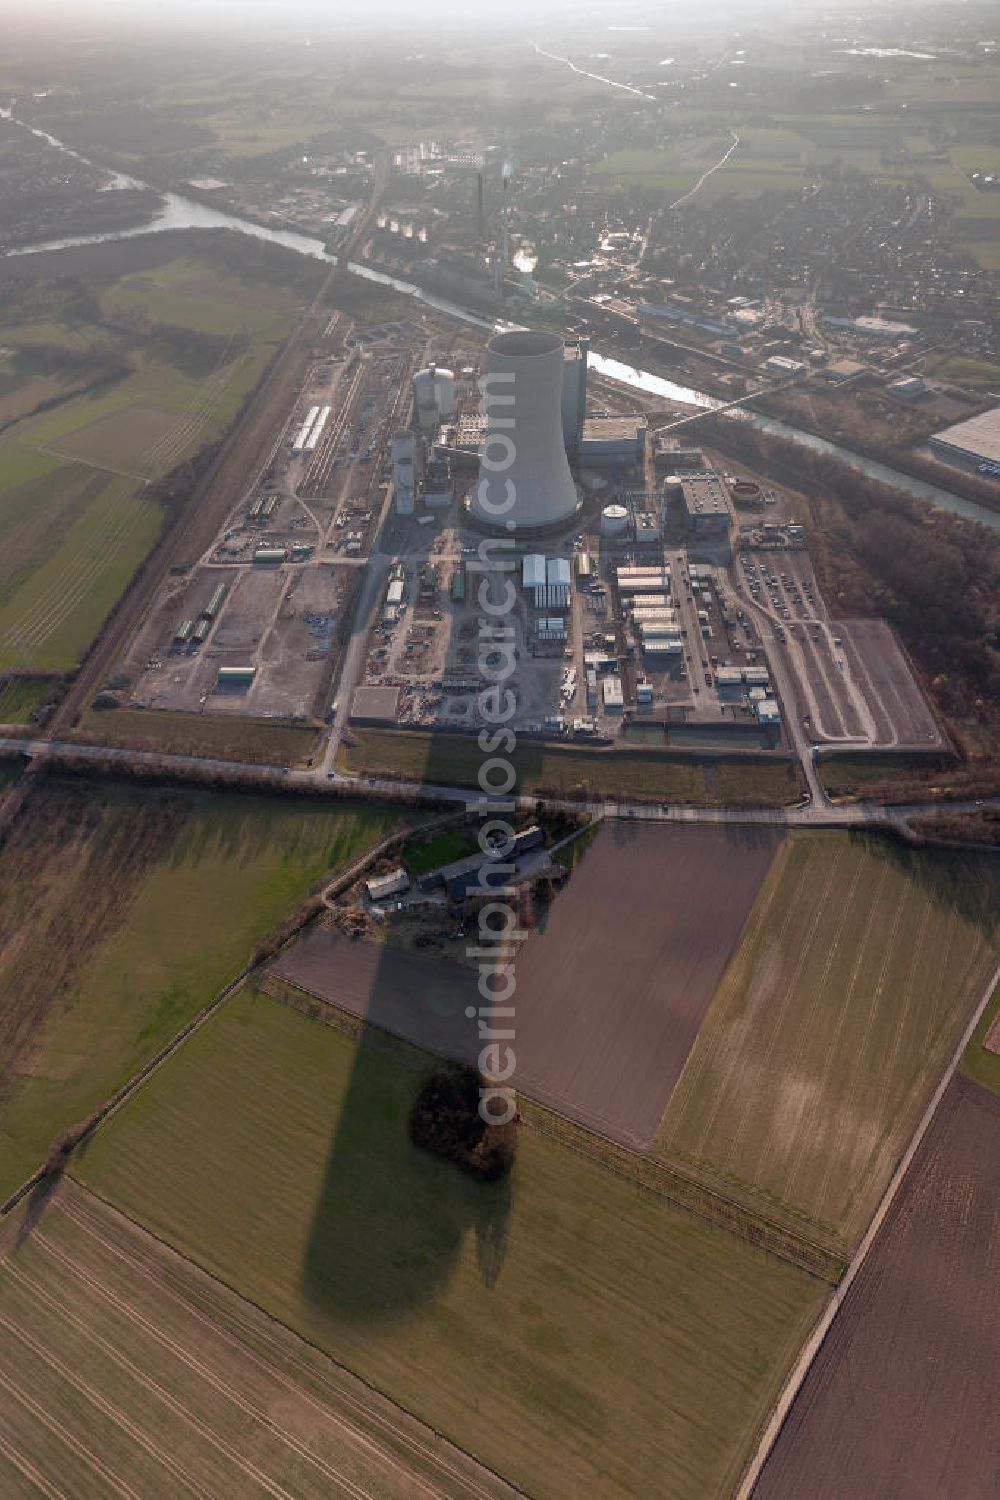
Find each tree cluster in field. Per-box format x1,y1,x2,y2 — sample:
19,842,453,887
532,799,587,842
408,1063,516,1182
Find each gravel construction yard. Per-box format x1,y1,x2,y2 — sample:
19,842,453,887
753,1075,1000,1500
274,822,781,1147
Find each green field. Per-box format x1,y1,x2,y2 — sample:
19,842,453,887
76,705,321,766
341,727,708,801
0,253,301,673
401,823,480,876
656,831,1000,1248
0,676,57,725
78,990,825,1500
926,352,1000,389
0,779,406,1200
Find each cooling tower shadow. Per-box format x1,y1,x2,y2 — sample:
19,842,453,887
300,920,514,1324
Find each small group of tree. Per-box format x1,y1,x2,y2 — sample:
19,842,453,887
408,1063,516,1183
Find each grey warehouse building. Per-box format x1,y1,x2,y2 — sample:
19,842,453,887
929,406,1000,478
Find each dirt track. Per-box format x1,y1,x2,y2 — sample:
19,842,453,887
275,822,780,1147
754,1073,1000,1500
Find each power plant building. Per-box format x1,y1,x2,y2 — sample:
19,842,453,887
470,331,579,532
391,430,417,515
561,338,589,453
579,416,646,465
678,473,732,543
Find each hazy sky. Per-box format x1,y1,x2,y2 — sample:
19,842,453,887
1,0,794,34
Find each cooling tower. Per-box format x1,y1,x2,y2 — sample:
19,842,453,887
471,330,579,532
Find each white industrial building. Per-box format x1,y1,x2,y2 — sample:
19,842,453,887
522,553,571,608
617,565,671,595
602,676,624,712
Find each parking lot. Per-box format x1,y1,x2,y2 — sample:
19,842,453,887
736,545,945,749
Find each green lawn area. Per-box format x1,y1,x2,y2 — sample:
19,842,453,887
656,831,1000,1249
0,779,407,1199
340,727,708,801
75,706,321,767
0,676,58,725
401,824,480,876
77,990,825,1500
960,977,1000,1098
927,352,1000,388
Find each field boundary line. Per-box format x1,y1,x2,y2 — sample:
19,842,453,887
517,1096,847,1283
260,967,845,1281
0,809,458,1219
734,955,1000,1500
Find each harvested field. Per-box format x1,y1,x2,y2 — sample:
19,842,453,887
754,1076,1000,1500
0,1178,516,1500
512,822,781,1144
657,832,1000,1248
78,990,826,1500
275,823,781,1147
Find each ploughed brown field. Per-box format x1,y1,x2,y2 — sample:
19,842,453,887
274,822,780,1147
754,1074,1000,1500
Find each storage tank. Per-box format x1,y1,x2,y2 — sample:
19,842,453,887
413,365,455,430
601,503,629,539
471,331,579,532
663,475,684,503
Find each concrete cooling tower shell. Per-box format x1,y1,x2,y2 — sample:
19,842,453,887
471,330,579,532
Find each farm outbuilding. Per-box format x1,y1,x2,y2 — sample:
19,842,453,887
366,868,410,903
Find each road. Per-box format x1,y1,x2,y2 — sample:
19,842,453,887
5,733,995,835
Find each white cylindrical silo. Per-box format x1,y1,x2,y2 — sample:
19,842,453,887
471,331,579,532
601,503,629,538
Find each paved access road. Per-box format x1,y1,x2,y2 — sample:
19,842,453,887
3,734,995,834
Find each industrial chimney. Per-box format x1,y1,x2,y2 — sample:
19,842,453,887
471,330,579,532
